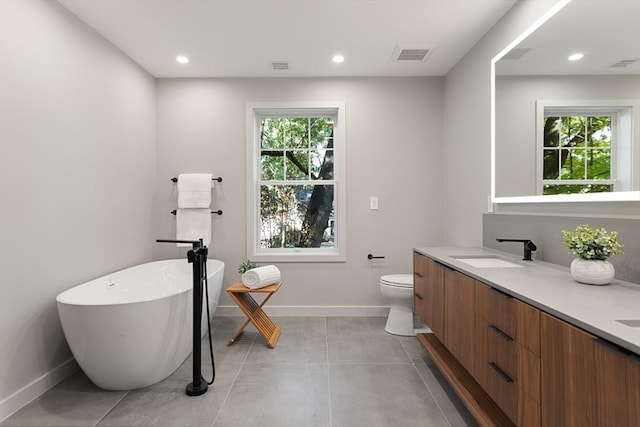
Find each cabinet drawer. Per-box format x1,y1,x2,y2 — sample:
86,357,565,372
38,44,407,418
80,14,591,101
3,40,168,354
476,316,518,422
516,299,541,356
476,283,516,339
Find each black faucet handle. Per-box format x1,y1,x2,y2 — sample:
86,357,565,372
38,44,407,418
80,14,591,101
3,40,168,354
496,238,536,261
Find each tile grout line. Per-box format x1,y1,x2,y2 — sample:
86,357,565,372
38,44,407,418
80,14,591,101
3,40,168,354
412,358,453,427
93,390,130,427
210,327,257,426
325,316,334,427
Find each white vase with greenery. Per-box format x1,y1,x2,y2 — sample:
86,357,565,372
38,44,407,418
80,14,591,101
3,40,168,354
562,224,624,286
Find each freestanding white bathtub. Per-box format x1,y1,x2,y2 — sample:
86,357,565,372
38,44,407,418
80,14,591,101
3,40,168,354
56,259,225,390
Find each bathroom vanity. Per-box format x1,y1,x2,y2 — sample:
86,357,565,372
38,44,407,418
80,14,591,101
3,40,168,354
413,247,640,427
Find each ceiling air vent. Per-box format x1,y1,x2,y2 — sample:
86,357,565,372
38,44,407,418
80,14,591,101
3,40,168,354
391,45,432,62
501,47,532,60
610,58,638,68
395,48,430,62
270,61,290,70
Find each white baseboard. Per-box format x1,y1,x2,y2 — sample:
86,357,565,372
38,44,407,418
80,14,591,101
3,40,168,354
0,358,79,423
215,305,390,317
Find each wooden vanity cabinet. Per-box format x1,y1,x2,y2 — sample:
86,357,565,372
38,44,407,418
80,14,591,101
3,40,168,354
413,252,445,340
476,283,541,426
413,252,639,427
444,269,477,376
541,313,640,427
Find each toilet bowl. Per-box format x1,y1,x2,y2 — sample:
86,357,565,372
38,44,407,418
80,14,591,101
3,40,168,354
380,274,416,336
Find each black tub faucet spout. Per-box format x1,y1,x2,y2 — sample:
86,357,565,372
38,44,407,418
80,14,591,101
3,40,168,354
496,238,537,261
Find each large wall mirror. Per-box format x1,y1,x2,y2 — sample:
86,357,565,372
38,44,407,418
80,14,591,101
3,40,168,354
491,0,640,203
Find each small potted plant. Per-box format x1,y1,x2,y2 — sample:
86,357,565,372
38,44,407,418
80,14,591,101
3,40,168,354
562,224,624,285
237,260,259,275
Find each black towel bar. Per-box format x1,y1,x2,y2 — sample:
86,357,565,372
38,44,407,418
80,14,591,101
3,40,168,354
171,176,222,183
171,210,223,215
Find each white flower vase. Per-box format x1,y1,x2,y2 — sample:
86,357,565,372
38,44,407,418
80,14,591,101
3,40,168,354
570,258,615,286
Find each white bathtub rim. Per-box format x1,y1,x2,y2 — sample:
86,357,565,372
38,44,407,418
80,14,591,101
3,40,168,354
56,258,224,307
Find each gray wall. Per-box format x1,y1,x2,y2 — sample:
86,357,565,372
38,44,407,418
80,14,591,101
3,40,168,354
0,0,156,417
483,213,640,283
154,77,445,310
495,75,640,197
442,0,560,246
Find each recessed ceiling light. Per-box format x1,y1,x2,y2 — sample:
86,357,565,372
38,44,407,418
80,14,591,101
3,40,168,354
332,55,345,64
568,53,584,61
176,55,189,64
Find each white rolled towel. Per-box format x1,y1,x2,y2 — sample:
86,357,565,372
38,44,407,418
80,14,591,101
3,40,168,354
241,265,281,289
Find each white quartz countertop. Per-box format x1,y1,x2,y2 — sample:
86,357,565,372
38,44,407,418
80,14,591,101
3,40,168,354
414,246,640,355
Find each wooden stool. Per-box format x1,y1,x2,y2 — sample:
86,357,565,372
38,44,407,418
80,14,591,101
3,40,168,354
226,281,281,348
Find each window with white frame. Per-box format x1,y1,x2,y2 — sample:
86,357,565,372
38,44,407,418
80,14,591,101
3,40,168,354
246,102,346,262
537,100,638,195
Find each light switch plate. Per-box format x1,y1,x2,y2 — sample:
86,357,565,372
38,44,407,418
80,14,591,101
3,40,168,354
370,196,379,210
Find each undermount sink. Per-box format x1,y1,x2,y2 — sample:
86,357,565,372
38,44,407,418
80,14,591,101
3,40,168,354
616,319,640,328
451,255,524,269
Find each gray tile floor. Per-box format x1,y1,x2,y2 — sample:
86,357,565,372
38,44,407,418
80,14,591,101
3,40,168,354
1,317,477,427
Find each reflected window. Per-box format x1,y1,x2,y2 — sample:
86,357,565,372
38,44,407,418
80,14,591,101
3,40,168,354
537,101,635,195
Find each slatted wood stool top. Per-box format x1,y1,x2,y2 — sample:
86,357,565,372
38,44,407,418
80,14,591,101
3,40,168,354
226,281,282,348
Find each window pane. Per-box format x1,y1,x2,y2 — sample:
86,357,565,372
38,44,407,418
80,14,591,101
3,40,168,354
286,118,309,149
311,149,333,180
561,116,586,147
588,116,611,148
586,149,611,179
261,154,284,180
285,151,309,180
543,149,560,179
260,118,284,149
310,117,334,149
259,184,335,249
560,149,585,179
543,116,560,147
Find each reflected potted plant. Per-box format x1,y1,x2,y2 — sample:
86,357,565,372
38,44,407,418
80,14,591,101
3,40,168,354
562,224,624,285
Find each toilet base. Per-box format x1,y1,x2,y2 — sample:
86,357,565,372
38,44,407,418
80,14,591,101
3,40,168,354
384,305,416,336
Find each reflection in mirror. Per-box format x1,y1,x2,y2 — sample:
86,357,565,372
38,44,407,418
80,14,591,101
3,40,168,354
492,0,640,203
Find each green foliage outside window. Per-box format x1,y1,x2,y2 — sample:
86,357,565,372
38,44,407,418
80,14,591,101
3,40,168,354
259,117,335,249
542,115,612,195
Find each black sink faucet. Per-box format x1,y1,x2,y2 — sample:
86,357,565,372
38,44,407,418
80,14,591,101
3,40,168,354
496,238,537,261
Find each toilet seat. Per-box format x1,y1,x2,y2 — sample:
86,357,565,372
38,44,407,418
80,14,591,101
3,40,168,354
380,274,413,288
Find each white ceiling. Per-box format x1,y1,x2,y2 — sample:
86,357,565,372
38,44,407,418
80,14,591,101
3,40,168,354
497,0,640,75
57,0,517,78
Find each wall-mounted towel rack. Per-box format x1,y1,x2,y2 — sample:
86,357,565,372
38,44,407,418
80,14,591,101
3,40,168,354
171,210,223,216
171,176,223,183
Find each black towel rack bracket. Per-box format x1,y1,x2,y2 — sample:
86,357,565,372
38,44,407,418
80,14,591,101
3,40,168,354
171,210,223,216
171,176,222,183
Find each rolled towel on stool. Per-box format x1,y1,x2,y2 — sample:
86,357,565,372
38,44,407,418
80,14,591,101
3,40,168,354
242,265,281,289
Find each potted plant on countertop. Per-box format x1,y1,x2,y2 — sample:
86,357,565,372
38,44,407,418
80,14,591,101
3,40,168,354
562,224,624,285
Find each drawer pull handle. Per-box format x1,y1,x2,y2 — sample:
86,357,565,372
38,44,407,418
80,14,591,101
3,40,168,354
489,324,513,341
489,362,514,383
593,338,640,363
489,287,512,299
415,272,424,278
414,293,423,300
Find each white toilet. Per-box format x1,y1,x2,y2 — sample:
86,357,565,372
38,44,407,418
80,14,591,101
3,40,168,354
379,274,417,336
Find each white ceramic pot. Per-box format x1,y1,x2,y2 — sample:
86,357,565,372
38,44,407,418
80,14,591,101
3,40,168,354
570,258,615,286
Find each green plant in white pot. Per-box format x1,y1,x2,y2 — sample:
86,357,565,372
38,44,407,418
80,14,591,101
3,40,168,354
562,224,624,285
